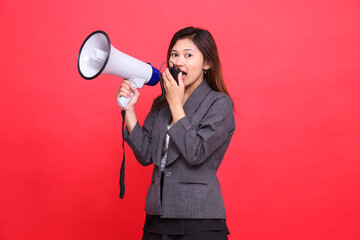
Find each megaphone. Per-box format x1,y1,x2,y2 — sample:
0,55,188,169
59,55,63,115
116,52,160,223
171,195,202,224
77,30,161,108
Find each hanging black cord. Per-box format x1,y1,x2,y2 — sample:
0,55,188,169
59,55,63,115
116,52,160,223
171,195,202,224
119,109,126,199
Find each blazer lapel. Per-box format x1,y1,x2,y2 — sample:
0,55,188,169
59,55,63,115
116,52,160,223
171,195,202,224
165,80,212,167
182,80,212,119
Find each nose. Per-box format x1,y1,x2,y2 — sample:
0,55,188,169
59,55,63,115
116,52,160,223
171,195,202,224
173,56,184,68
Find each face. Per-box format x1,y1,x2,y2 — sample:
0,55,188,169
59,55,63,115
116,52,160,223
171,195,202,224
169,38,210,91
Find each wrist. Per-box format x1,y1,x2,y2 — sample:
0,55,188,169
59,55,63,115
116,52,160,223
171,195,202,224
169,104,185,123
124,108,137,134
125,105,135,113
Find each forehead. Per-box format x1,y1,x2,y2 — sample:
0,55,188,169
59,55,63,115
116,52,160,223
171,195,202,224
171,38,199,52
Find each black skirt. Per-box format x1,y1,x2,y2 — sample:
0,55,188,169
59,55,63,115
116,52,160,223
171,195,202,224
142,215,229,240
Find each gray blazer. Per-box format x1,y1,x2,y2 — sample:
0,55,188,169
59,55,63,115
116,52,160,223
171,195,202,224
125,80,235,219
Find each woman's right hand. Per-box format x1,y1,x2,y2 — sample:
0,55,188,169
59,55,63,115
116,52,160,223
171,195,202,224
115,79,140,110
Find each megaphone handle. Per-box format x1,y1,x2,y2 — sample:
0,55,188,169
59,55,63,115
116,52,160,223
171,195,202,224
117,93,133,108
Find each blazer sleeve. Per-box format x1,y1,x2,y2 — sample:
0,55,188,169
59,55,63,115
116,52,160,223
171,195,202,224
124,111,155,166
167,94,235,166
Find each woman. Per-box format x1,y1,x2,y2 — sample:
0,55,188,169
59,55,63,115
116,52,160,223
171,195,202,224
116,27,235,240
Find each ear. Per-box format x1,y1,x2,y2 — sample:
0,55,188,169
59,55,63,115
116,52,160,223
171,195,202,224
203,60,211,71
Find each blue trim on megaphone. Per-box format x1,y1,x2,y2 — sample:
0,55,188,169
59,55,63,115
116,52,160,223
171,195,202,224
146,64,161,86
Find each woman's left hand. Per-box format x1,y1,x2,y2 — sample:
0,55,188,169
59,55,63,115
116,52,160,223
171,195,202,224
162,68,185,108
162,68,186,124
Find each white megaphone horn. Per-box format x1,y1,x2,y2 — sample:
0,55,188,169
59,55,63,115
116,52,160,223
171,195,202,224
77,30,161,108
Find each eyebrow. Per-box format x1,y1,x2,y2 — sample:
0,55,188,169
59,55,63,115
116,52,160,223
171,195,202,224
171,49,195,52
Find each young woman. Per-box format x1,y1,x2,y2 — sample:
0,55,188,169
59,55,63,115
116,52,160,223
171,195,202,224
116,27,235,240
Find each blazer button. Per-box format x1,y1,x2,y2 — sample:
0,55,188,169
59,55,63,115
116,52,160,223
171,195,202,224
166,172,171,177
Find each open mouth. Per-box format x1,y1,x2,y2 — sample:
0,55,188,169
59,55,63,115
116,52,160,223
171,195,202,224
181,71,187,79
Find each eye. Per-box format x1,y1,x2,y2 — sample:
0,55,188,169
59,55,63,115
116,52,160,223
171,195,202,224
185,53,192,58
171,53,178,57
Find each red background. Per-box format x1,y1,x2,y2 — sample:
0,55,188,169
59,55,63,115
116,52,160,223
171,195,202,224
1,0,360,239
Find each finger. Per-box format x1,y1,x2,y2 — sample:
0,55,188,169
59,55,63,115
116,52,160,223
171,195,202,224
129,83,140,96
121,81,132,91
117,90,132,99
124,90,133,98
116,79,133,99
177,71,184,88
118,86,133,97
122,79,130,86
115,88,124,99
162,70,170,84
162,72,170,90
120,86,132,96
